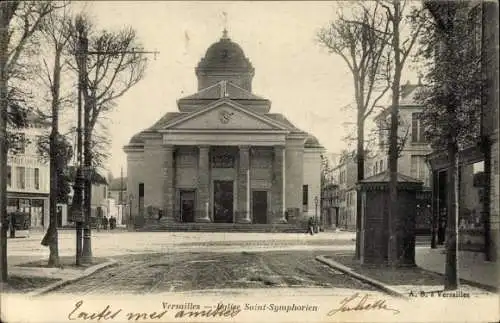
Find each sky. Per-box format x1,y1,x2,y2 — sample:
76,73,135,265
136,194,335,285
75,1,419,178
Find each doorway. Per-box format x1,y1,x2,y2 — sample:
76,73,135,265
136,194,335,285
252,191,268,224
180,190,195,223
213,181,234,223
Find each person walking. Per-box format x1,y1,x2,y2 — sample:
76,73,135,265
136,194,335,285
308,217,315,235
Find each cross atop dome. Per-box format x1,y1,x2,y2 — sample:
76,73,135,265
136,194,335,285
221,11,229,39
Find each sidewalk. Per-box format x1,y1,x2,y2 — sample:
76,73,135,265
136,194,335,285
415,246,499,291
5,256,116,296
317,253,496,298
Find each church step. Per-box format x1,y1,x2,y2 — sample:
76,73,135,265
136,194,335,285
135,222,306,233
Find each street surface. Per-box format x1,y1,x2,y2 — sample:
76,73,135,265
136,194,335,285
7,230,357,262
54,250,376,294
7,231,432,295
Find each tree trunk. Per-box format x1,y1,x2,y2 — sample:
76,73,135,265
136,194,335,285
43,48,63,267
387,0,401,266
0,5,11,282
482,138,491,261
355,112,364,259
42,130,60,267
81,97,92,261
444,141,459,290
431,170,438,249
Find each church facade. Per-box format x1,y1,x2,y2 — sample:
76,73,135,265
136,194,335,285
124,31,324,228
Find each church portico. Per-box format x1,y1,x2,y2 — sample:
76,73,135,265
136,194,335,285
124,30,324,231
154,144,286,225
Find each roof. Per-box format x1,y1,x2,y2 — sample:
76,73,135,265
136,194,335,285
360,170,422,183
128,112,187,144
357,170,423,191
196,31,254,72
109,177,127,191
178,81,266,101
266,114,302,131
304,134,323,148
375,82,423,121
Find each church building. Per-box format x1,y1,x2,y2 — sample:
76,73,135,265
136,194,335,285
124,31,324,229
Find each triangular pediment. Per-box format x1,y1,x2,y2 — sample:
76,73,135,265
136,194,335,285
162,99,287,131
178,81,266,101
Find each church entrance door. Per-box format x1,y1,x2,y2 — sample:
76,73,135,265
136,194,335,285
213,181,234,223
180,190,195,223
252,191,268,224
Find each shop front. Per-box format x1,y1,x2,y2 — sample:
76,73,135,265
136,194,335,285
7,192,50,231
428,146,487,251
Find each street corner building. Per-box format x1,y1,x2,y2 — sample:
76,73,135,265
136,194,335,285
6,108,51,233
123,31,325,230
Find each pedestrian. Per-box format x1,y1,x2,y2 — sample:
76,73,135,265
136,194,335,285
102,216,109,231
308,217,314,235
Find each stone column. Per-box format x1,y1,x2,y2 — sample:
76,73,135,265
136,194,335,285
162,145,175,223
237,146,251,223
272,145,287,223
196,145,211,222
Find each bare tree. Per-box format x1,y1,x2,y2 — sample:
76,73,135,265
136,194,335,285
0,1,61,282
317,2,392,258
37,3,72,267
369,0,425,265
69,14,148,257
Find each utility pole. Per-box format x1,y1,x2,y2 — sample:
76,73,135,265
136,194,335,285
76,30,159,263
72,23,87,266
120,166,123,205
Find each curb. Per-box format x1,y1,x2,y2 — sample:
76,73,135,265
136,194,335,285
28,258,118,297
419,267,499,293
315,255,408,299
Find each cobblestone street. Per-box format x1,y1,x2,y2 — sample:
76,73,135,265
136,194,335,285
53,250,376,295
7,231,439,296
7,230,357,263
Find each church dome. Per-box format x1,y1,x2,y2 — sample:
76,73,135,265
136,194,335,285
196,30,253,72
195,30,255,91
305,134,323,148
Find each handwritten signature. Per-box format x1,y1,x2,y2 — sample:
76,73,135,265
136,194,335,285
67,300,240,321
327,293,400,316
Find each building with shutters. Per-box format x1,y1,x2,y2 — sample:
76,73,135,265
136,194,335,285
123,30,324,229
332,82,433,232
6,108,50,230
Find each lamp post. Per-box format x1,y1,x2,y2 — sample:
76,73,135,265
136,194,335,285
314,196,319,233
70,23,87,266
74,19,159,263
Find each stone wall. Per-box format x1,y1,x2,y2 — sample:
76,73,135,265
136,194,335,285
285,142,304,214
143,140,167,210
303,149,322,219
